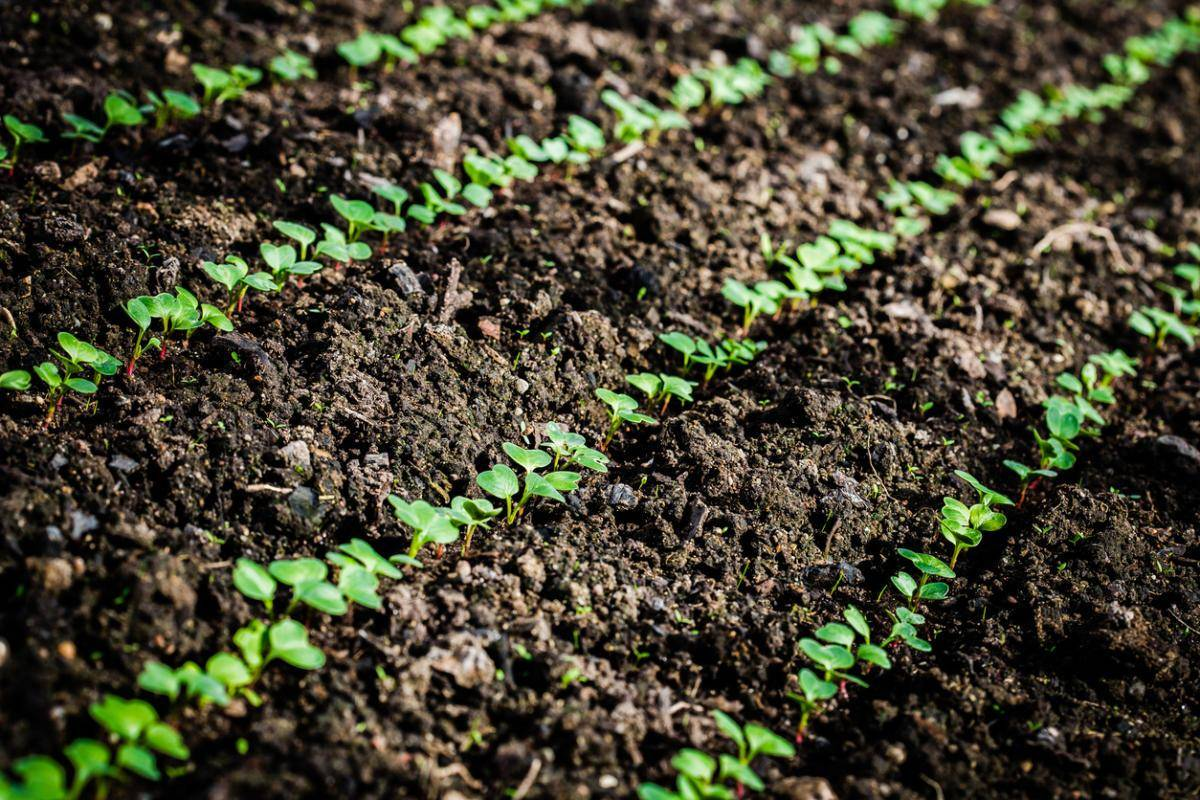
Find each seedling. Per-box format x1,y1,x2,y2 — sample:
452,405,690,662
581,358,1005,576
541,422,609,472
330,195,377,242
387,497,461,561
3,115,47,169
192,64,262,105
1129,305,1197,348
143,89,200,129
447,496,502,554
270,50,317,82
315,224,372,264
476,442,581,523
595,387,656,447
203,254,280,313
638,711,794,799
891,548,954,612
123,287,232,372
88,694,189,781
601,89,689,144
659,332,765,382
722,279,780,332
939,470,1011,567
273,220,318,260
626,372,696,414
260,242,322,284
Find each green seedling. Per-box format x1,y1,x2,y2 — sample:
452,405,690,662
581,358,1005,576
722,279,780,333
542,422,609,472
896,0,947,22
939,470,1011,567
891,548,954,611
261,242,322,284
659,332,765,382
315,224,372,264
476,442,581,523
233,618,326,674
3,115,47,170
1130,305,1197,348
330,195,378,241
203,254,279,314
123,287,232,372
387,497,461,561
447,496,502,555
192,63,262,105
326,538,404,580
0,370,32,391
626,372,696,414
847,10,901,47
638,711,794,799
138,651,256,709
273,220,318,260
142,89,200,129
595,387,656,448
88,694,189,781
881,606,931,652
270,50,317,82
601,89,689,143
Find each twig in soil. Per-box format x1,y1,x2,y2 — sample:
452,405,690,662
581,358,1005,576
919,775,946,800
438,258,472,324
510,757,542,800
244,483,293,494
610,140,645,164
1031,222,1131,273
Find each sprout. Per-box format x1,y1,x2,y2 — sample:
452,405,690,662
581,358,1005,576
1129,305,1197,348
476,442,581,524
270,49,317,82
142,89,200,129
203,255,280,314
88,694,189,781
626,372,696,414
387,497,461,561
273,220,318,260
891,548,955,612
2,114,47,169
722,279,779,333
123,288,232,374
447,496,502,555
192,64,262,105
595,387,656,448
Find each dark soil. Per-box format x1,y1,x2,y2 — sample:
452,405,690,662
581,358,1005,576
1,0,1198,798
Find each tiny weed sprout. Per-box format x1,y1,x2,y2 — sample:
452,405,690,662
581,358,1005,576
203,255,279,314
476,441,582,523
626,372,696,414
387,497,461,562
891,548,954,612
143,89,200,129
88,694,189,780
638,711,794,799
192,63,262,105
1130,305,1198,348
3,114,47,169
270,49,317,82
595,387,656,447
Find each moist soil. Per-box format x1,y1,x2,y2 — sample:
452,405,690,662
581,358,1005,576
1,0,1198,798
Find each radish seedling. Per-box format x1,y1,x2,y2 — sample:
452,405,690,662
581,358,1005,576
542,422,609,472
273,220,318,260
447,496,502,554
270,50,317,82
260,242,322,284
3,115,46,169
316,224,372,264
192,64,262,105
123,288,233,373
595,387,656,447
638,711,794,799
88,694,189,781
203,255,280,314
1130,305,1197,348
476,442,582,523
143,89,200,128
722,279,779,332
387,497,462,561
626,372,696,414
891,548,954,611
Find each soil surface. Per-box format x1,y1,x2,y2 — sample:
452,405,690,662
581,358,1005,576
1,0,1198,798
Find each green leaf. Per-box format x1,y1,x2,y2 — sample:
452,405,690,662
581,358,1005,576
523,472,565,503
0,370,31,390
338,565,382,610
89,695,156,742
295,580,349,615
717,754,764,791
10,755,67,799
543,471,581,492
477,463,520,500
116,743,159,781
63,739,112,788
233,620,266,672
65,378,98,395
670,749,715,784
856,643,892,669
918,581,950,601
337,538,403,579
502,441,552,472
891,571,917,598
744,723,795,758
143,722,189,760
953,469,1014,507
798,668,837,702
710,709,745,752
814,622,855,647
267,619,325,670
268,558,327,587
137,661,181,700
232,558,276,605
205,652,252,691
897,548,955,578
843,605,870,640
